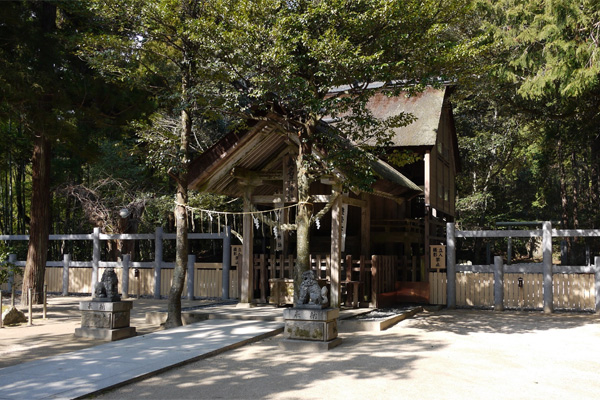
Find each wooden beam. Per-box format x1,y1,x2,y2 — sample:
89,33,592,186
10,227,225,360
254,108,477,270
372,190,406,206
251,195,286,204
342,195,367,208
231,167,282,186
310,194,331,203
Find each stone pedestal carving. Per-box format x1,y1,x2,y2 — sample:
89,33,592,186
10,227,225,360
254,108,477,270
75,268,136,341
280,271,341,351
75,300,136,341
280,307,342,351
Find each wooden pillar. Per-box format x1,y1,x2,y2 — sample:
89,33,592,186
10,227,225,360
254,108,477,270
493,256,504,311
153,227,163,299
238,189,255,307
594,257,600,313
330,184,342,308
222,226,231,299
360,193,371,257
62,254,70,296
371,255,379,308
424,150,431,206
542,221,553,314
92,227,100,287
424,206,431,271
121,254,130,299
446,222,456,309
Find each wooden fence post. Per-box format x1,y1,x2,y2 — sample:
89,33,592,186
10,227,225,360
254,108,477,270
122,254,130,299
187,254,195,300
92,227,100,287
222,226,231,299
542,221,553,314
595,257,600,313
62,254,70,296
494,256,504,311
154,227,163,299
8,254,16,292
446,222,456,309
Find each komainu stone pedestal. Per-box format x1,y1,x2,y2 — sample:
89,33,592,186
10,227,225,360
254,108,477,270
279,307,342,351
75,300,136,341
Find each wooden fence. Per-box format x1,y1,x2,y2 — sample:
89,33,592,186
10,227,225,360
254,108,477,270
429,271,596,311
2,262,239,299
0,226,233,299
250,254,398,307
444,222,600,313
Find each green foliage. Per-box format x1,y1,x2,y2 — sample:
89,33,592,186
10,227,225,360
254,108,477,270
387,150,423,168
481,0,600,100
197,0,477,191
455,0,600,245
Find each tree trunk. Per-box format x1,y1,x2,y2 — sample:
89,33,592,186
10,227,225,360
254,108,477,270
22,133,51,305
164,103,191,328
293,123,314,303
571,151,579,235
557,139,571,257
591,136,600,228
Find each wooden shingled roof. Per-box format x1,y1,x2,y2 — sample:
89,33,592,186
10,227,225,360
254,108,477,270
187,113,422,200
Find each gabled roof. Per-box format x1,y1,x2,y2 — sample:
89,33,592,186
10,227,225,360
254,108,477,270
366,86,447,147
188,114,422,200
188,118,290,197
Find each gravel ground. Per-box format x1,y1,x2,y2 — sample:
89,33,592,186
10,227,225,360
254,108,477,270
93,309,600,400
3,296,600,400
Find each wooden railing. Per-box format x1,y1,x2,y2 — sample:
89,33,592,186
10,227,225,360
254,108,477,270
444,222,600,312
251,254,400,307
429,270,596,311
1,262,239,299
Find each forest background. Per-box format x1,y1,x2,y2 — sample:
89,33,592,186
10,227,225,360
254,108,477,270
1,1,600,305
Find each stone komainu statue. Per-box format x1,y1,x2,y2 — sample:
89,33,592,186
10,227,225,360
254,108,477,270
298,270,328,306
93,267,121,302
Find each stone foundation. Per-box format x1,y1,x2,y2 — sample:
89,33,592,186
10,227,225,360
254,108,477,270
75,300,136,341
279,307,342,351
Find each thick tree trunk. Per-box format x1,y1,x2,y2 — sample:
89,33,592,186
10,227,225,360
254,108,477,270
293,123,314,303
22,133,51,305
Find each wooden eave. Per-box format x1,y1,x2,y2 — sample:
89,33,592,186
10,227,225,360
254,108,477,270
188,117,423,202
188,118,293,198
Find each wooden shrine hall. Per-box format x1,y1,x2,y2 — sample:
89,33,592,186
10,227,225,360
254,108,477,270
188,86,459,308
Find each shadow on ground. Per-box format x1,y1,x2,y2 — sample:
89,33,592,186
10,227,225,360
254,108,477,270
405,308,600,335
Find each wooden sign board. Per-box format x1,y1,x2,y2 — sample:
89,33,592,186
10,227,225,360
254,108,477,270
430,245,446,270
231,245,242,267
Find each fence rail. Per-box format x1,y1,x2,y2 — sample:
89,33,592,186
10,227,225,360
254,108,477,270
1,260,239,299
0,226,233,300
446,222,600,313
